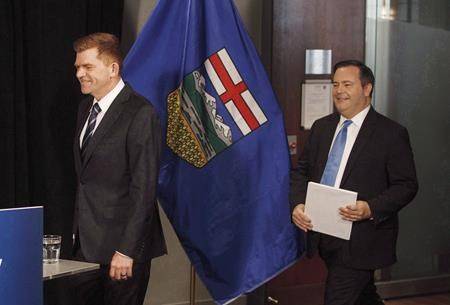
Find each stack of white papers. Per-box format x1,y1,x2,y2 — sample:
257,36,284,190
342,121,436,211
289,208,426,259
304,182,357,240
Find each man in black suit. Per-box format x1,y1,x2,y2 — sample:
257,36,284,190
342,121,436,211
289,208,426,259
291,60,418,305
72,33,166,305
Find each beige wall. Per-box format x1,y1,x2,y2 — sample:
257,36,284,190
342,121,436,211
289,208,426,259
120,1,263,304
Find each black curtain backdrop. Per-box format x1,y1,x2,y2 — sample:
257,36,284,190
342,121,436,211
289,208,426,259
1,0,124,247
0,1,123,302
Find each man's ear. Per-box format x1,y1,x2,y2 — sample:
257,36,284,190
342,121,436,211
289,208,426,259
363,83,373,97
111,62,120,77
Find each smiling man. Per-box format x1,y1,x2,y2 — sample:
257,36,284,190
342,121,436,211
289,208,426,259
71,33,166,305
290,60,418,305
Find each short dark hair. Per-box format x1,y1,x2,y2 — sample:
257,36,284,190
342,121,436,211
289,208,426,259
333,60,375,97
73,32,123,70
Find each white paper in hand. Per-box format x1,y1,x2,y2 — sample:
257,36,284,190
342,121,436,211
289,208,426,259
304,182,357,240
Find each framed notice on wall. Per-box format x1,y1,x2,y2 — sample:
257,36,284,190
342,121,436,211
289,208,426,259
301,80,333,129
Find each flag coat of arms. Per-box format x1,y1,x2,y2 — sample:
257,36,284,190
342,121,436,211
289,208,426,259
123,0,302,303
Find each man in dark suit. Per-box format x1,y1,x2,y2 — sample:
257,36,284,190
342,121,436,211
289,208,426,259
71,33,166,305
291,60,418,305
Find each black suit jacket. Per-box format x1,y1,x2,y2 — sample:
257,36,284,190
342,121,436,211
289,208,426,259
73,84,167,264
290,107,418,269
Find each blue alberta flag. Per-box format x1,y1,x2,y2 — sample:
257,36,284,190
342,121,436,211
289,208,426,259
123,0,302,303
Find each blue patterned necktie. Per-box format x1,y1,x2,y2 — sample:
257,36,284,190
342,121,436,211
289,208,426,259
320,119,353,187
81,103,102,153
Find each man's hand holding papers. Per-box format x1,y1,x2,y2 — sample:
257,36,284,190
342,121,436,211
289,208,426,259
292,184,372,236
292,204,312,232
339,201,372,222
293,182,363,240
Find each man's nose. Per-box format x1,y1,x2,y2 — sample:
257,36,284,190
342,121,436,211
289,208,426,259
76,68,84,78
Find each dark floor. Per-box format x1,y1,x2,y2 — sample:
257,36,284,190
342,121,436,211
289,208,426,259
385,293,450,305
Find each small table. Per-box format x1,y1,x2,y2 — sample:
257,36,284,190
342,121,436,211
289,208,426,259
43,259,99,281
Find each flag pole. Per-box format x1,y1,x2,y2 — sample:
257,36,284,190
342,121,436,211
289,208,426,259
190,264,196,305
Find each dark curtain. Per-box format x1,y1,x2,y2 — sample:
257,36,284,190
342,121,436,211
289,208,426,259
0,1,123,302
0,0,124,248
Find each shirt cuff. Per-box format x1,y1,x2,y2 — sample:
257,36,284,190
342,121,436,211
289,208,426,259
115,251,132,260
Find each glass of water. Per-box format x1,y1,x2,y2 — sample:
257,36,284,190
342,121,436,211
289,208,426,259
43,235,61,264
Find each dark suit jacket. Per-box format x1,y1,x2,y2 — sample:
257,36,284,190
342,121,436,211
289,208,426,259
73,84,167,264
290,107,418,270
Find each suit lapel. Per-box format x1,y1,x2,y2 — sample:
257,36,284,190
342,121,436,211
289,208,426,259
340,107,378,186
80,85,132,171
316,113,340,181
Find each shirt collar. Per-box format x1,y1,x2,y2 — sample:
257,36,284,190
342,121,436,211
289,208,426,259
92,78,125,112
339,105,371,128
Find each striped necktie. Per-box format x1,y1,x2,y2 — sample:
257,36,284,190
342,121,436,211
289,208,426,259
81,103,101,153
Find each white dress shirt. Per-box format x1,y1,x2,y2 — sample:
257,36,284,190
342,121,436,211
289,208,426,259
329,105,371,188
79,79,125,148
